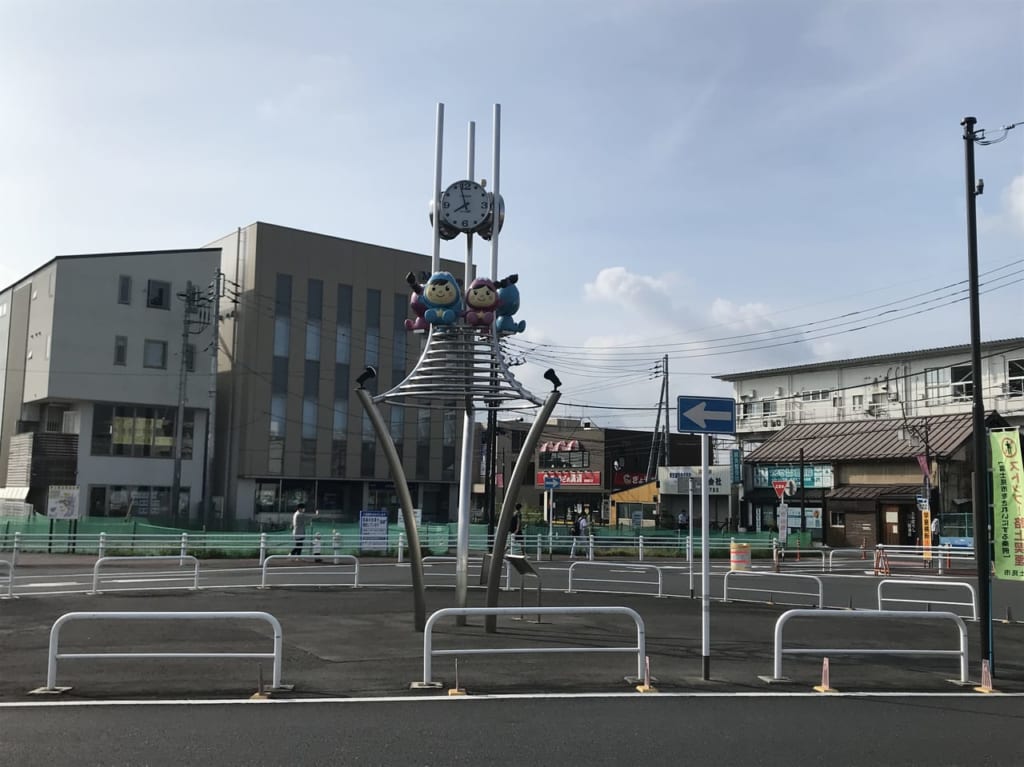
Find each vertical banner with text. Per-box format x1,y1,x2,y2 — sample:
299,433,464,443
991,430,1024,581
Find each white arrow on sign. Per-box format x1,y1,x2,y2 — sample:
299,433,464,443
683,402,733,429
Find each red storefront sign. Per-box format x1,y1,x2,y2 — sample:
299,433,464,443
613,471,649,488
536,470,602,487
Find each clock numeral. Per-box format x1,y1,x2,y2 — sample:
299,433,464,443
480,202,488,210
442,201,450,208
462,220,469,227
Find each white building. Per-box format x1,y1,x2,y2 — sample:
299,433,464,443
716,337,1024,448
0,249,219,522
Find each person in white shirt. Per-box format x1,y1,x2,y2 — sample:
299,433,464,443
570,511,589,559
291,503,317,555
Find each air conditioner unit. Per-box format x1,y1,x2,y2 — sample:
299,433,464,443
888,393,899,402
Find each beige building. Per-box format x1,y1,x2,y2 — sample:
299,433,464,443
206,222,468,526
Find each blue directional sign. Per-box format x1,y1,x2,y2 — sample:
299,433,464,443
543,475,562,490
677,395,736,435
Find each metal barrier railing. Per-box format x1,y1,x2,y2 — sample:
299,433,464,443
0,558,13,599
765,609,969,685
567,561,664,597
723,571,824,608
876,579,977,620
34,611,286,693
417,606,647,687
421,556,511,590
260,554,359,589
91,555,200,594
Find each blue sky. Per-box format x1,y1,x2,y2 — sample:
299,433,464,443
2,0,1022,429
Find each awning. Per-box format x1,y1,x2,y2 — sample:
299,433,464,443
0,487,30,500
826,484,922,503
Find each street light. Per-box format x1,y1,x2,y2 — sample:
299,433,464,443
961,115,1021,676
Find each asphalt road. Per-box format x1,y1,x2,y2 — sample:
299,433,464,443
2,696,1020,767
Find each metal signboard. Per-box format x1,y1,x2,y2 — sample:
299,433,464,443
543,475,562,490
677,396,736,435
359,510,389,551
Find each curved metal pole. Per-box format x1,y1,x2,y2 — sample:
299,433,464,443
485,388,560,632
356,388,426,631
455,404,475,622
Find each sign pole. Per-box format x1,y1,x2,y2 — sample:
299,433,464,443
688,476,694,599
701,433,711,681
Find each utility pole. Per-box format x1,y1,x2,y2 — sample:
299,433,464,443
202,271,223,531
171,281,210,527
646,355,668,480
962,115,992,672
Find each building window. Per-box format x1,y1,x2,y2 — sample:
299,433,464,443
801,389,830,402
1008,359,1023,398
184,343,195,373
416,407,431,480
118,275,132,305
90,403,192,458
925,368,948,405
146,280,171,309
114,335,127,366
851,394,864,411
143,339,167,369
365,288,380,369
389,405,404,462
762,399,776,415
950,364,973,401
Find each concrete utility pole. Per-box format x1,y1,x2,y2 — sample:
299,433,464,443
202,271,222,530
171,281,210,527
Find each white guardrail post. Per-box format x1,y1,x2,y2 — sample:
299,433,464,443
332,531,341,564
1,558,13,599
397,532,405,564
98,532,107,560
91,556,201,595
13,532,20,567
722,570,824,608
179,533,188,563
419,606,646,687
638,536,644,562
258,533,267,566
260,554,359,588
876,579,977,620
38,611,285,693
588,534,594,561
768,609,969,685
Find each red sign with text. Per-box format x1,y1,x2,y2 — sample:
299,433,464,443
536,470,602,487
772,480,788,500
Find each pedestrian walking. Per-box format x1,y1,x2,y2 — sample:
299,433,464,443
291,503,317,556
510,503,524,554
570,511,589,559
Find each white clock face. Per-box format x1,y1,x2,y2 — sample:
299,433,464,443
440,181,490,232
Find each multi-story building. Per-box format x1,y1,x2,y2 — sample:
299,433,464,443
206,222,468,527
0,248,219,521
716,338,1024,547
716,337,1024,449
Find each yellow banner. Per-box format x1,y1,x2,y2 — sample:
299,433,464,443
991,430,1024,581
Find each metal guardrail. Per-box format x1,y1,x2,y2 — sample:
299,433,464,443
765,609,969,685
723,571,824,608
567,561,664,597
417,606,647,688
876,579,977,620
34,611,286,693
91,555,200,594
421,556,511,590
827,544,975,574
0,558,13,599
260,554,360,589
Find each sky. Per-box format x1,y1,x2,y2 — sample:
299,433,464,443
2,0,1022,431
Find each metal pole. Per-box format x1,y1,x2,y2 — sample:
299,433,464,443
484,388,561,632
701,434,711,680
688,476,694,598
489,103,500,281
202,271,221,530
962,115,993,672
171,281,192,527
431,104,443,274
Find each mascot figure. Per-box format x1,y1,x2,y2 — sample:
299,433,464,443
463,273,517,327
495,275,525,334
418,271,462,326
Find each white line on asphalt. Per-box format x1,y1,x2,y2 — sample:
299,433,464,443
1,690,1020,709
